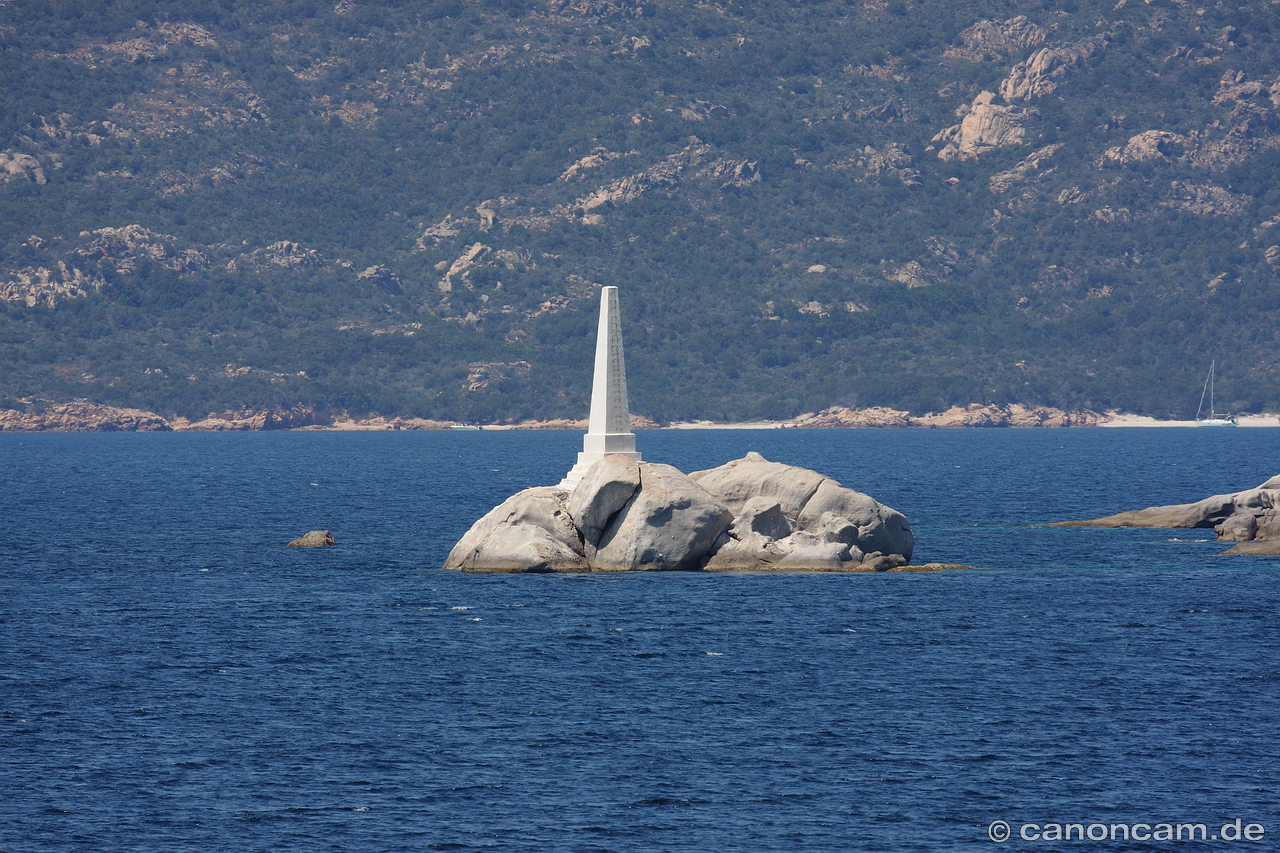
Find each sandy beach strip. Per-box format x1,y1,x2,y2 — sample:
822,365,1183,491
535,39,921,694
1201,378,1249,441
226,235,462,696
1100,413,1280,428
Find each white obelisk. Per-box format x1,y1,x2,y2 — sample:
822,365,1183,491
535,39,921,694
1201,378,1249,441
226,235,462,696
559,286,640,488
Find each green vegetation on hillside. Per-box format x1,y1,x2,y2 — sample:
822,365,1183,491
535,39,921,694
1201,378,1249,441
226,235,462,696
2,0,1279,421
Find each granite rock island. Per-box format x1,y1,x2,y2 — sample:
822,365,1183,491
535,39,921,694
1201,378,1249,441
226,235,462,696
443,286,914,573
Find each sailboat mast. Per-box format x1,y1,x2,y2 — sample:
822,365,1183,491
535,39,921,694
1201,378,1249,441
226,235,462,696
1198,361,1212,420
1194,360,1235,426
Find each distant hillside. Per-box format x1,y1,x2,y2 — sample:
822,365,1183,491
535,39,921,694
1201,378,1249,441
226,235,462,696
3,0,1279,422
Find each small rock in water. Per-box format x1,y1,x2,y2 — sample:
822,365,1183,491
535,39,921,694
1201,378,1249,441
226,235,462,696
288,530,336,547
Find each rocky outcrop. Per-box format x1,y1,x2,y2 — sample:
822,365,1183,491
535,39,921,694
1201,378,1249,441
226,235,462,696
307,415,454,431
569,454,644,548
1055,475,1280,555
574,137,758,214
932,92,1036,161
0,403,655,433
933,32,1104,161
828,143,921,187
1102,74,1280,172
590,462,733,571
288,530,336,547
546,0,644,20
998,36,1108,102
0,264,105,307
171,408,454,431
794,406,915,428
73,224,208,274
467,139,755,233
914,404,1106,428
436,242,490,293
1265,245,1280,270
0,402,172,431
691,453,827,521
944,16,1046,63
356,264,402,293
887,260,937,288
444,452,912,572
690,452,913,570
989,143,1063,193
0,403,340,432
231,240,324,271
67,21,219,65
791,404,1105,429
445,461,732,572
1162,182,1251,217
557,146,628,181
0,152,46,185
3,225,223,308
172,406,332,431
1221,539,1280,555
1102,130,1189,166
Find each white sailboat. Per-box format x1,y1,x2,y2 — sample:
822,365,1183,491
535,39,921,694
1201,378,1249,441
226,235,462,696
1195,361,1237,426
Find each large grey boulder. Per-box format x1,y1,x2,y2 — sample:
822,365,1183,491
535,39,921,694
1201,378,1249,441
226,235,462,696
692,452,914,570
797,479,914,559
1216,512,1258,542
735,497,793,540
568,454,641,551
701,498,790,570
591,462,733,571
689,451,826,521
443,486,589,572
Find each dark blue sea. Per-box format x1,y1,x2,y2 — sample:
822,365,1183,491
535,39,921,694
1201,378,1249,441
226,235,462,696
2,428,1277,852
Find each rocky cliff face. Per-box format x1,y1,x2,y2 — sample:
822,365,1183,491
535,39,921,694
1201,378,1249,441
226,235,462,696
418,136,757,326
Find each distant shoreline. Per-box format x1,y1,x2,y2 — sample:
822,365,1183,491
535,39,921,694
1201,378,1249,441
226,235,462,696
3,402,1280,432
